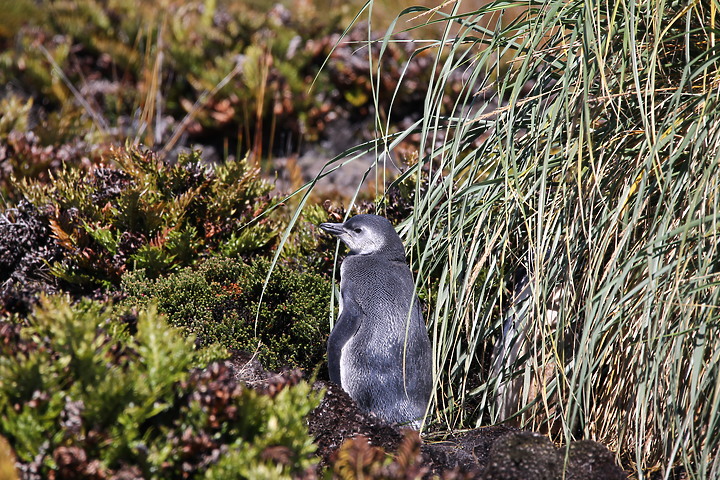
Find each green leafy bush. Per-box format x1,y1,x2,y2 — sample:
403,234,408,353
0,295,321,479
1,142,342,314
17,146,277,288
122,256,332,373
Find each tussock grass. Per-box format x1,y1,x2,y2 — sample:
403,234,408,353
294,0,720,477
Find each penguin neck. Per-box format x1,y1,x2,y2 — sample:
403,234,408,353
348,247,406,262
383,240,407,262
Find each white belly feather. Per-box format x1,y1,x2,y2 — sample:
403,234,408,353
339,336,351,388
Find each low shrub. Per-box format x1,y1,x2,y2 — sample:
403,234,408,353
122,256,332,374
16,146,278,289
0,295,321,479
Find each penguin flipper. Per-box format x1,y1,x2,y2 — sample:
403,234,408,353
327,295,364,384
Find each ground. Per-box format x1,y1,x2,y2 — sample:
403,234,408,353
229,351,628,479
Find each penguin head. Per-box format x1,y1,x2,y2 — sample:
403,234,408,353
319,214,406,257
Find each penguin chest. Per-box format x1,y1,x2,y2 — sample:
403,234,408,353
338,326,393,390
339,336,352,388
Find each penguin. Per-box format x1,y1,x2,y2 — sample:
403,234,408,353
319,214,432,429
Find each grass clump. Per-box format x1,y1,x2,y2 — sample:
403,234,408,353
0,295,321,479
122,256,332,374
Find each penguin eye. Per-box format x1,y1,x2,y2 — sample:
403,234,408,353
353,228,362,233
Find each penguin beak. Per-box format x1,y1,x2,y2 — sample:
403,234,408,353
319,222,345,236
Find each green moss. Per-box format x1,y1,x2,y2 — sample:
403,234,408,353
122,256,332,373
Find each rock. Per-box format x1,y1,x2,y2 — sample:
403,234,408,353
421,426,519,476
228,350,273,384
566,440,626,480
483,431,562,479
